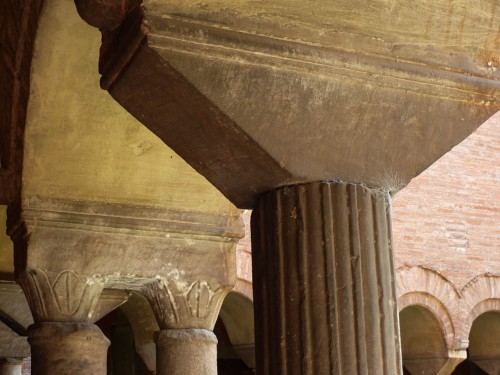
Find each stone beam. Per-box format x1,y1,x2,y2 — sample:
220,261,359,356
73,0,500,209
74,0,291,209
7,197,242,374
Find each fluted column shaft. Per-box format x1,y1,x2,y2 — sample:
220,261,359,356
251,182,402,374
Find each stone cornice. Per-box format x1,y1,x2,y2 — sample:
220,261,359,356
148,14,500,106
17,197,244,241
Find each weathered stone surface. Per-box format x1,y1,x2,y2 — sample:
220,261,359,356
142,279,231,331
17,269,104,323
28,322,109,375
251,182,402,374
77,0,499,208
8,197,241,291
155,328,217,375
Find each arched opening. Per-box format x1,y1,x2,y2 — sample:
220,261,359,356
467,310,500,374
400,305,448,374
216,292,255,374
96,306,153,375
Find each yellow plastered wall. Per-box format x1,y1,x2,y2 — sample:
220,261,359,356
0,206,14,274
23,0,237,216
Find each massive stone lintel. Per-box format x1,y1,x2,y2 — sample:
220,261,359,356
74,0,500,208
251,182,402,374
7,197,241,374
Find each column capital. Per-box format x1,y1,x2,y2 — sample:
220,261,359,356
17,269,103,323
142,278,232,330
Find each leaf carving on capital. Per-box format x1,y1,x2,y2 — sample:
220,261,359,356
143,278,231,330
17,269,103,322
51,271,87,316
186,280,223,320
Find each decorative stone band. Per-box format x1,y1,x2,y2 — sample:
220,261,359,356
155,328,218,375
251,182,402,375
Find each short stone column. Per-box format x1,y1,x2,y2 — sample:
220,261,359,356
28,322,109,375
251,182,403,374
155,329,217,375
143,279,232,375
0,358,23,375
16,269,110,375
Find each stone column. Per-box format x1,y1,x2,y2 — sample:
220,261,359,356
155,329,217,375
16,269,110,375
143,279,231,375
251,182,403,375
0,358,22,375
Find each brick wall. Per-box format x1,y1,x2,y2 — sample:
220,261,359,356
392,111,500,290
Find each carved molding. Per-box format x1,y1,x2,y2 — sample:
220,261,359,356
18,196,243,240
17,269,104,322
142,278,231,330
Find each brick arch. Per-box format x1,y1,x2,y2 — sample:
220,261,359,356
396,266,461,349
459,275,500,339
398,292,455,349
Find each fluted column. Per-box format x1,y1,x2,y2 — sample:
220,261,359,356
251,182,403,374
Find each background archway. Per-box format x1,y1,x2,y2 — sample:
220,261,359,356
400,305,448,374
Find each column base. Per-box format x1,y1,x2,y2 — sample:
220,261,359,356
155,328,217,375
28,322,109,375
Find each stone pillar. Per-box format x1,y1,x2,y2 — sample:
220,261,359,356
0,358,22,375
155,329,217,375
143,279,232,375
28,323,109,375
16,269,110,375
251,182,403,375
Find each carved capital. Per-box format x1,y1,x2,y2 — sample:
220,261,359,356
17,269,104,323
142,278,232,330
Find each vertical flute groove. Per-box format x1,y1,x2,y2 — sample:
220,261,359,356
252,182,402,375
